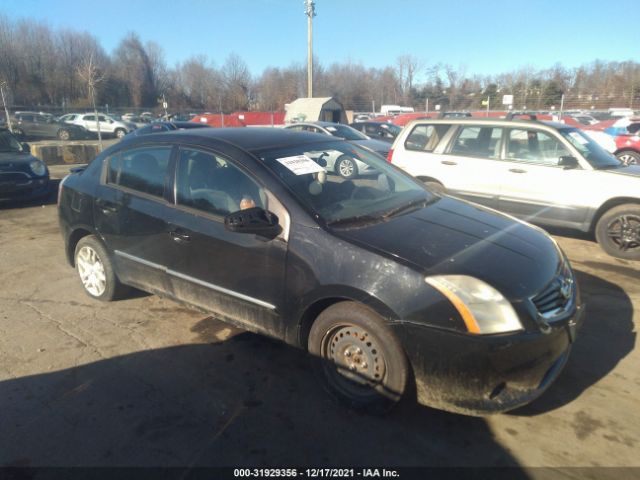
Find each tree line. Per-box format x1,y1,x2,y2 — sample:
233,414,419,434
1,15,639,114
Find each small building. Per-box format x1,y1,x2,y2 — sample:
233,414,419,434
284,97,346,124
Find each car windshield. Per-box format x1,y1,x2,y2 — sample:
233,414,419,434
324,124,369,141
0,130,23,152
385,124,402,136
255,140,434,226
558,128,621,169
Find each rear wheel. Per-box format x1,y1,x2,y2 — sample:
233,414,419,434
335,155,358,179
115,128,127,139
308,302,408,413
595,204,640,260
423,180,445,194
74,235,128,301
57,129,70,141
615,150,640,166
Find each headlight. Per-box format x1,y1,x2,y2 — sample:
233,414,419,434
29,159,47,176
425,275,523,335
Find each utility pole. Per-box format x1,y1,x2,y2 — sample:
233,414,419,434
0,81,13,133
304,0,316,98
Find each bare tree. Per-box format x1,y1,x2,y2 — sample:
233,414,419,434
77,54,104,149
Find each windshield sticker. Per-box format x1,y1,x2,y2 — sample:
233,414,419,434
276,155,325,175
569,132,589,145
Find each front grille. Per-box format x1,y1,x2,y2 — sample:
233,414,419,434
532,262,575,319
0,172,31,183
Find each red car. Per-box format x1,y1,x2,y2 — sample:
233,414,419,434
584,118,640,165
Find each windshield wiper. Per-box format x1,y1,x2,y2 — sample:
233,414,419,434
326,214,383,227
381,197,428,219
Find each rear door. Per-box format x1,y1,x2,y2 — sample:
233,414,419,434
164,145,288,337
94,144,175,294
497,128,591,228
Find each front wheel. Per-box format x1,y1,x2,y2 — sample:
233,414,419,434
615,150,640,166
115,128,127,139
308,302,408,413
595,204,640,260
74,235,128,301
335,155,358,179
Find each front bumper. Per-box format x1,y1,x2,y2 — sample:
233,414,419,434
0,176,50,202
392,303,586,416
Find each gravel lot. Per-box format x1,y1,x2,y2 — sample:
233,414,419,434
0,167,638,474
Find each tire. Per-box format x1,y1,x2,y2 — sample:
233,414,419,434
115,128,127,139
423,181,445,194
615,150,640,166
74,235,128,301
57,129,70,141
335,155,358,179
308,302,409,413
595,204,640,261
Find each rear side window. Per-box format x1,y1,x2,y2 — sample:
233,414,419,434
404,124,451,152
449,126,503,159
107,146,172,197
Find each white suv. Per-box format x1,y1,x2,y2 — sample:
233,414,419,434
389,117,640,260
60,113,136,139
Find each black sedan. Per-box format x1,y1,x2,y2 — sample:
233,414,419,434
0,128,50,202
58,128,584,415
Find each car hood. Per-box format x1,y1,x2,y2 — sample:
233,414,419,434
0,151,39,166
334,196,561,300
351,138,391,154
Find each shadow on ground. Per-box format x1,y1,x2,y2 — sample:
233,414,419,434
512,269,635,416
0,319,528,472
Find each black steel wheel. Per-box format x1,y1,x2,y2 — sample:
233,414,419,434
595,204,640,260
308,302,408,412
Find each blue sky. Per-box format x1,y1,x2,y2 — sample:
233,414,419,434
4,0,639,80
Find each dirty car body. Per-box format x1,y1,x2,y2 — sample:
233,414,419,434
58,128,584,415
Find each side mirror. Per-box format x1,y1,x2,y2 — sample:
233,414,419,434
224,207,281,238
559,156,579,169
21,142,30,153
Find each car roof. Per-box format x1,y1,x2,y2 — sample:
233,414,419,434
124,127,336,153
404,117,573,131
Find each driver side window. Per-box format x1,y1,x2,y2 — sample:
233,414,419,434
506,129,571,166
175,148,265,217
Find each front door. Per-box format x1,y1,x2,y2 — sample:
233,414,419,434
497,128,591,228
165,146,288,337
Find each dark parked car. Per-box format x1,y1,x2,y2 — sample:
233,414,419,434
128,121,212,136
58,128,584,415
349,121,402,142
0,127,50,201
12,111,88,141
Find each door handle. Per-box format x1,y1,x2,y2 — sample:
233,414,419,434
169,228,191,243
441,160,457,166
509,168,527,174
96,200,118,214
